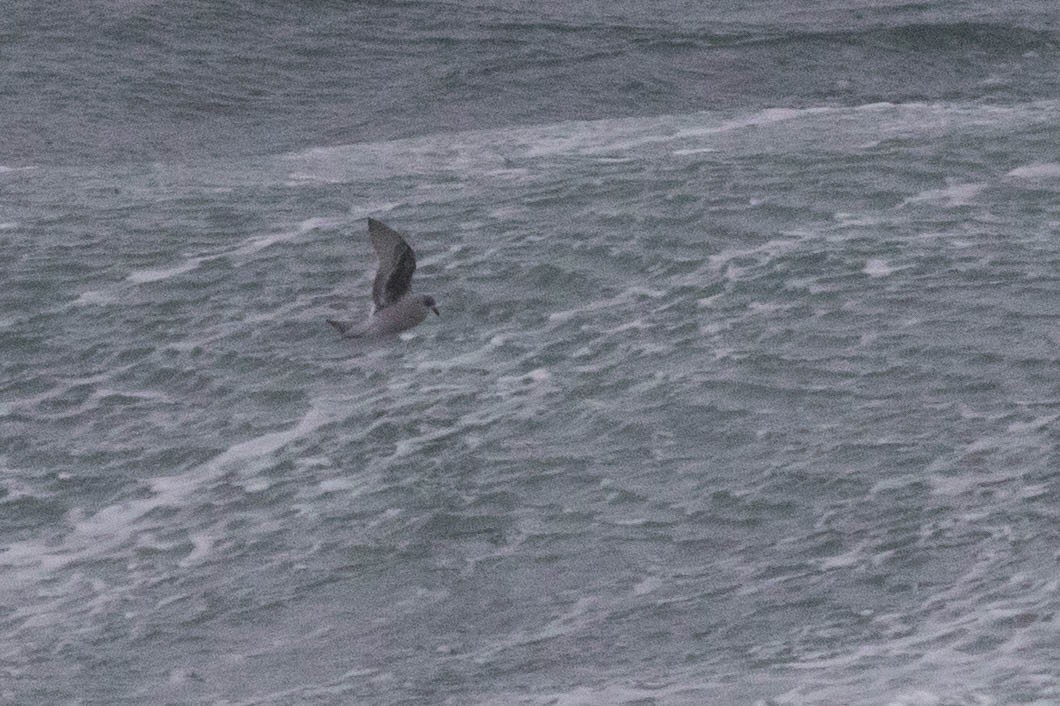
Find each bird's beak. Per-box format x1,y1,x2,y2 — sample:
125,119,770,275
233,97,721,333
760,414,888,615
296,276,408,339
431,306,440,316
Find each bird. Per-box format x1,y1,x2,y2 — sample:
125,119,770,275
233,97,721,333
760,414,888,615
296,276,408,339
327,218,440,338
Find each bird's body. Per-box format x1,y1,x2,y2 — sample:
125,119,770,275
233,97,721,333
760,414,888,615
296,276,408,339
327,218,439,338
328,295,434,337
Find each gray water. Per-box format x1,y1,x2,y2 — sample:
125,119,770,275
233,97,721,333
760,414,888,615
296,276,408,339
2,2,1059,704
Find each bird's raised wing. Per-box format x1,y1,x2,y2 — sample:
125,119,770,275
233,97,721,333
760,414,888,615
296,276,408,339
368,218,416,309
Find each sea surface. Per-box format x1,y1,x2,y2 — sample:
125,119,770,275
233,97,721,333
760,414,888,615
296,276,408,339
2,2,1059,704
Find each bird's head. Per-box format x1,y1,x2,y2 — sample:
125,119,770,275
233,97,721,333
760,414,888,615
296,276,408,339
421,295,440,316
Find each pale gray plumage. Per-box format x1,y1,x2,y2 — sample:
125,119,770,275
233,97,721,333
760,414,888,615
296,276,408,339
327,218,439,338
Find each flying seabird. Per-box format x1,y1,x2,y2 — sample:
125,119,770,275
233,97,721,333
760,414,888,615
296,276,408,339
327,218,439,337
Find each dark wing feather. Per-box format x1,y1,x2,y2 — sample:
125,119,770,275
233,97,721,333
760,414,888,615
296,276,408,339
368,218,417,309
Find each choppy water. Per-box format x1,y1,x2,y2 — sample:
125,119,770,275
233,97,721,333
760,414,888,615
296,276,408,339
2,2,1059,705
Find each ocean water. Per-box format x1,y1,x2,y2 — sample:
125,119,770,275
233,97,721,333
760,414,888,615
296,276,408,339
2,2,1059,705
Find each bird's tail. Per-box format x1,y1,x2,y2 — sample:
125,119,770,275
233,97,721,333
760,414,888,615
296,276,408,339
326,319,363,338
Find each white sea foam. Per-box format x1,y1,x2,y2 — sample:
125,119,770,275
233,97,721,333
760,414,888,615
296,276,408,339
316,478,359,494
1006,163,1060,179
287,103,866,173
1,402,339,590
546,287,655,323
671,146,716,156
284,100,1060,196
127,217,335,285
237,216,342,258
178,533,215,567
863,258,896,278
73,289,116,306
708,237,802,280
884,690,947,706
632,576,664,595
1006,414,1059,433
899,182,987,208
127,257,204,283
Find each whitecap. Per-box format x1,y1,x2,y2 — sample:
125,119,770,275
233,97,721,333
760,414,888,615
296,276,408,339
229,224,322,258
127,257,204,284
899,183,987,208
1006,163,1060,179
632,575,664,595
885,690,945,706
178,533,215,568
73,289,115,306
1,402,339,589
863,258,895,278
127,217,333,285
672,146,717,156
